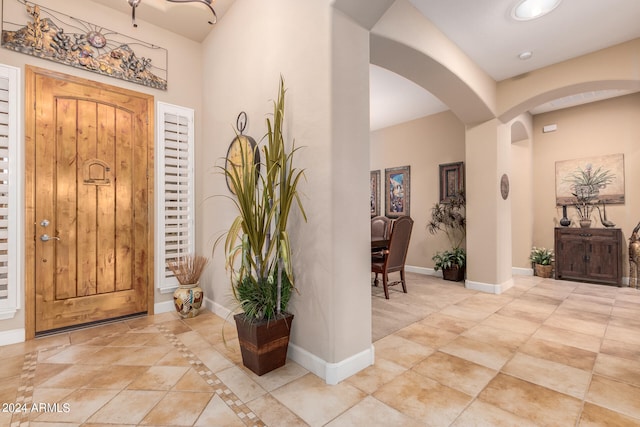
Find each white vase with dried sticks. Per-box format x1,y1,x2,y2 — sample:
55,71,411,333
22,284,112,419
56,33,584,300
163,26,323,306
167,255,208,318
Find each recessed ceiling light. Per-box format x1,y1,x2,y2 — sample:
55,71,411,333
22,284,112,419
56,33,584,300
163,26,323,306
518,51,533,60
511,0,562,21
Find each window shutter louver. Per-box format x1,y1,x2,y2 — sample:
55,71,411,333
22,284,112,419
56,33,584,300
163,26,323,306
0,65,20,319
156,103,195,293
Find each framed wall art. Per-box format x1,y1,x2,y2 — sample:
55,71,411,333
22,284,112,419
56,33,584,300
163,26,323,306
385,166,410,217
370,170,380,217
555,154,624,205
439,162,464,202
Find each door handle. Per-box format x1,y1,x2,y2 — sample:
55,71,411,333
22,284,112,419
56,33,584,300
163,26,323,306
40,234,61,242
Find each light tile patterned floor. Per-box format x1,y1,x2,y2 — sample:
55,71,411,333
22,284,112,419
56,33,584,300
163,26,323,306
1,273,640,426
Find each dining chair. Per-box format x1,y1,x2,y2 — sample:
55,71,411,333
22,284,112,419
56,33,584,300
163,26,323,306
371,215,392,241
371,215,414,299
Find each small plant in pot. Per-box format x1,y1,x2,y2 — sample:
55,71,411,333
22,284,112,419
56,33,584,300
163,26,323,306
432,247,466,281
427,191,466,281
529,247,554,278
167,254,208,319
220,77,307,376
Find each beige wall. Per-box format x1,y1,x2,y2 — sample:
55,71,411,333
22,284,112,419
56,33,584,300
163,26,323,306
0,0,203,334
465,119,513,288
532,92,640,268
498,38,640,122
369,22,639,290
199,0,373,371
372,90,640,276
370,0,495,125
2,0,638,381
370,110,465,268
330,8,374,363
509,116,535,269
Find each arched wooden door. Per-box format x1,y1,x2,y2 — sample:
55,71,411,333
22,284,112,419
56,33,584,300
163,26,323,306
25,66,154,337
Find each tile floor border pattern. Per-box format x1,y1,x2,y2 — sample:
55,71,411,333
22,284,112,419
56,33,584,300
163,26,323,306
11,350,38,427
7,320,266,427
155,323,266,427
10,327,127,427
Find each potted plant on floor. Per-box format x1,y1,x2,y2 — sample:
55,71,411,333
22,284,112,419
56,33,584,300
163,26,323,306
431,247,466,281
529,246,554,278
427,191,466,281
167,254,208,319
221,77,307,376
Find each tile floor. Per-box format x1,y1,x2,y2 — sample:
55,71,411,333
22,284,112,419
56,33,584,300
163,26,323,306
1,274,640,426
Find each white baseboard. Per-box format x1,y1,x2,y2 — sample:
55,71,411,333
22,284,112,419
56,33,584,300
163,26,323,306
287,342,374,385
205,297,236,324
0,328,25,346
405,265,440,276
155,297,236,322
513,267,533,276
465,278,514,294
324,345,375,385
409,264,535,280
0,308,18,320
408,264,520,295
154,300,176,314
208,296,374,384
158,285,178,295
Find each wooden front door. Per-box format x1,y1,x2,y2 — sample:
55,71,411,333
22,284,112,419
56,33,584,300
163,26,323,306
25,66,154,337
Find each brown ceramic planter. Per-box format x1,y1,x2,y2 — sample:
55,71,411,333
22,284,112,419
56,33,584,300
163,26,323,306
234,312,294,376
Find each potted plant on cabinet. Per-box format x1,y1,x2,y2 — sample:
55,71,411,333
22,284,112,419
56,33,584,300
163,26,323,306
221,77,307,376
529,247,554,278
427,191,466,281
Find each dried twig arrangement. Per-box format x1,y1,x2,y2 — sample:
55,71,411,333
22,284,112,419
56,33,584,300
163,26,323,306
166,254,209,286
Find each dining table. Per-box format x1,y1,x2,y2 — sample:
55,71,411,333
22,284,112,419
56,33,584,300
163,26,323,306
371,238,389,251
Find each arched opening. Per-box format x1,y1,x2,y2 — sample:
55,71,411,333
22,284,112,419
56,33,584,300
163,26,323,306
509,116,534,271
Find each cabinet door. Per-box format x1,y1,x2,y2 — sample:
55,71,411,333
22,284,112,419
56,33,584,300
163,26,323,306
586,237,619,282
556,235,587,278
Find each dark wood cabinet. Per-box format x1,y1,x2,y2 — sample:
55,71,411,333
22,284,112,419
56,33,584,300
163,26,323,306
554,227,622,286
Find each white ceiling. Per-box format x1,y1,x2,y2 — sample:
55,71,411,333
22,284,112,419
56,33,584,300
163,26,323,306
370,0,640,130
410,0,640,82
89,0,235,42
91,0,640,130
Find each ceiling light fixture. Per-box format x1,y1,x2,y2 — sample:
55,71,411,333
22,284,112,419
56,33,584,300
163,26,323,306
511,0,561,21
518,51,533,60
128,0,217,28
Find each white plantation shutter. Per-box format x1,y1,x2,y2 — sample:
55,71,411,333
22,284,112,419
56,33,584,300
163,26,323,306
0,64,20,319
156,103,195,293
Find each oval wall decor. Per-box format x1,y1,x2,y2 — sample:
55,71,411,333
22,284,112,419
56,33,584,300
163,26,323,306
500,173,509,200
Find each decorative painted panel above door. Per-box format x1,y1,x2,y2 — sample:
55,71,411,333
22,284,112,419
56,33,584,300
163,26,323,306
2,0,168,89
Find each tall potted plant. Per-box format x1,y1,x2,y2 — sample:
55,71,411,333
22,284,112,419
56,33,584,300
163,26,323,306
427,191,466,281
222,77,306,376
